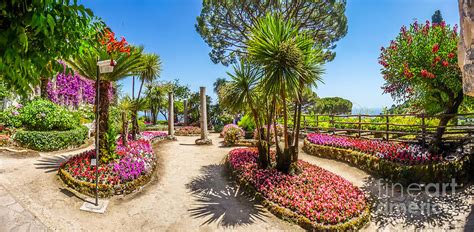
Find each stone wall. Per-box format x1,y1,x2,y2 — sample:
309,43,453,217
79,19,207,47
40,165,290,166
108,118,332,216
458,0,474,96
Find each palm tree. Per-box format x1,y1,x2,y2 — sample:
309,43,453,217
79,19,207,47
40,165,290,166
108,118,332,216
213,77,227,94
246,14,322,173
131,53,161,139
223,60,270,168
67,46,143,160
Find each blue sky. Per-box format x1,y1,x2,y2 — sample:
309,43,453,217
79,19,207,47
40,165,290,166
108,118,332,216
81,0,459,110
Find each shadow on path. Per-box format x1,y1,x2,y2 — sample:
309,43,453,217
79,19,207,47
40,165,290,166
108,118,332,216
465,205,474,232
186,164,267,227
34,155,68,173
361,177,473,230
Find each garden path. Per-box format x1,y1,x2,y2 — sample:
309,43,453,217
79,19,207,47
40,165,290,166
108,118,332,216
0,134,300,231
0,133,472,231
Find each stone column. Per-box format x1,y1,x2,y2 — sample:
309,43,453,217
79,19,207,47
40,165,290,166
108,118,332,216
168,92,175,138
458,0,474,96
183,99,188,126
195,87,212,145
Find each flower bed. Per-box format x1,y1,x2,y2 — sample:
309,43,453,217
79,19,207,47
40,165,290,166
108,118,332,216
141,131,167,141
226,148,370,231
175,126,201,136
303,134,471,184
58,131,167,197
306,133,440,165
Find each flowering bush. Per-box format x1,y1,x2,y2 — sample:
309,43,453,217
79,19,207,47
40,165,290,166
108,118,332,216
221,124,240,137
223,126,244,145
47,72,95,107
378,19,465,149
227,148,368,226
175,126,201,136
306,133,441,165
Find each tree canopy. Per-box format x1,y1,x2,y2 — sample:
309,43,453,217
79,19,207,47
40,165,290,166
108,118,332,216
0,0,104,94
314,97,352,115
431,10,443,24
196,0,348,65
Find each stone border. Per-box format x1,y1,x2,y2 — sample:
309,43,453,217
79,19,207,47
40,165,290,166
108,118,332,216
58,137,167,198
302,139,472,185
224,154,371,231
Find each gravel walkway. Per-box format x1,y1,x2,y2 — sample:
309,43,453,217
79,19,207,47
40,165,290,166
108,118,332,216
0,133,472,231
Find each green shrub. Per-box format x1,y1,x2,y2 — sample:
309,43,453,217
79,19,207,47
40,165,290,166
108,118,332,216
13,126,88,151
224,126,244,145
17,98,80,131
0,107,22,128
156,120,168,125
214,124,224,133
238,114,255,132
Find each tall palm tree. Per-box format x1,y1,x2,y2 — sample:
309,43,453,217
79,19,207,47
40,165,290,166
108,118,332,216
246,14,322,173
131,53,161,139
223,60,270,168
67,46,143,160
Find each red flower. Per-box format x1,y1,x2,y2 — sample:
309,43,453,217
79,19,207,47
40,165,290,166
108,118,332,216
420,69,428,77
442,60,449,67
448,53,455,59
432,43,439,53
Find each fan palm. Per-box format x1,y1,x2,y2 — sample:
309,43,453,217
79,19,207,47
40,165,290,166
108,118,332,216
67,46,143,159
131,53,162,138
246,13,323,173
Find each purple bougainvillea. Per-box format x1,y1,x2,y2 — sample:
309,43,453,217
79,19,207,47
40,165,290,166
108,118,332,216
47,72,114,107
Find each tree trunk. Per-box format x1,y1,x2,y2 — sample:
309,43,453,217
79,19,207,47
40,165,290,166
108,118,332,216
98,81,111,158
292,95,303,163
151,109,157,125
431,90,464,152
121,111,128,146
276,87,292,174
40,77,48,98
131,112,138,140
250,101,267,169
131,80,145,140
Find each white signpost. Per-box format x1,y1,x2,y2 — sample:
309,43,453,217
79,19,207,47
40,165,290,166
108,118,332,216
80,59,114,214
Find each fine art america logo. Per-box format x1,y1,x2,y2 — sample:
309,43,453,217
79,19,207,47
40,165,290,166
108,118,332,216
372,178,470,219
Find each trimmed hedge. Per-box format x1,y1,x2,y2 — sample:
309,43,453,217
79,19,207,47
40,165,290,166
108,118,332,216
13,126,88,151
225,155,371,231
303,139,472,185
